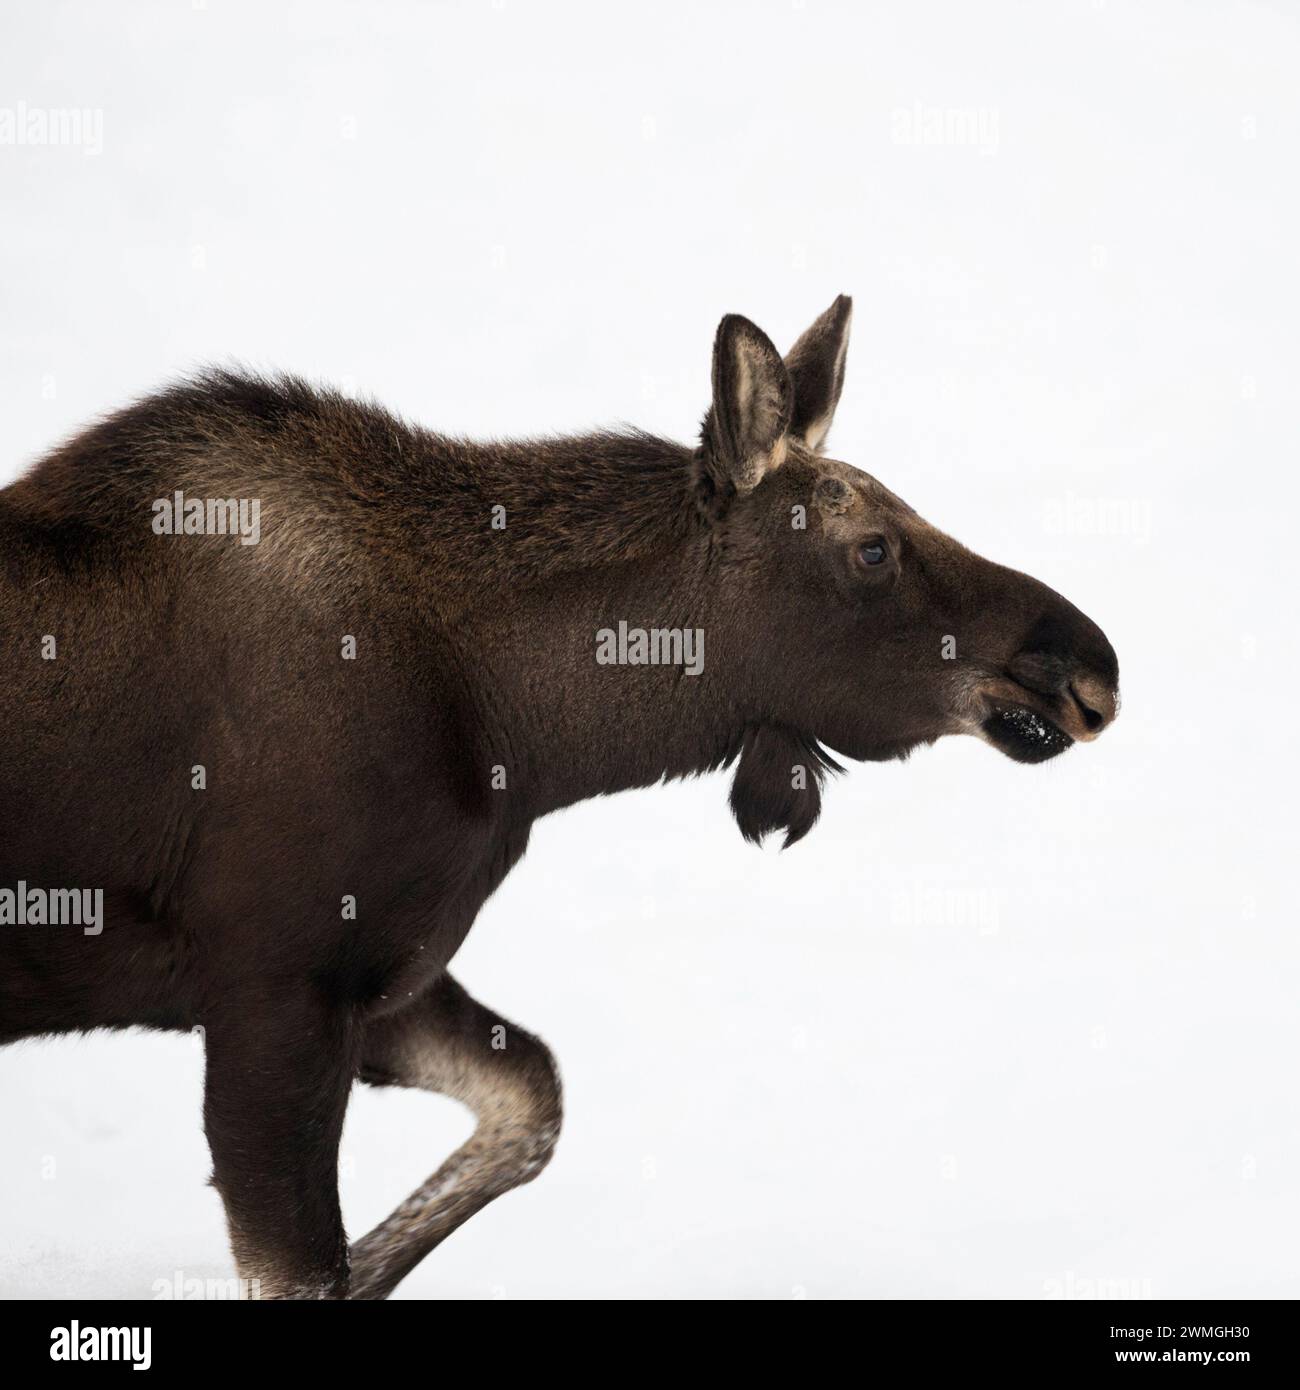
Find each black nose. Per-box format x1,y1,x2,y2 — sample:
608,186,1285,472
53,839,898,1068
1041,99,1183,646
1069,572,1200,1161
1009,609,1120,741
1018,604,1117,678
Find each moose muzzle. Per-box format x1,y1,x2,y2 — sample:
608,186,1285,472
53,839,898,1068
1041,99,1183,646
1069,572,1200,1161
975,597,1120,763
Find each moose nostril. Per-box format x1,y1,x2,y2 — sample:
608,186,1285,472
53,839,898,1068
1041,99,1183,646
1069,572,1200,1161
1072,688,1106,733
1069,677,1117,735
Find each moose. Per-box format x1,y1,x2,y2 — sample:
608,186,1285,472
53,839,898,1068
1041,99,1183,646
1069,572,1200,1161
0,297,1118,1298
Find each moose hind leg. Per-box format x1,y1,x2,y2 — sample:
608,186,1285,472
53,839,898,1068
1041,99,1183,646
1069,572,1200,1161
349,973,562,1300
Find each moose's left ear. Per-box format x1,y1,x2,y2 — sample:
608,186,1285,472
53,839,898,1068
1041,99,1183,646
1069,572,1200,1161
784,294,852,452
707,314,794,493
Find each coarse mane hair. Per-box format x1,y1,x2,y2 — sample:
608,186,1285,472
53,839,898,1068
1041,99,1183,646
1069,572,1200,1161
7,367,706,595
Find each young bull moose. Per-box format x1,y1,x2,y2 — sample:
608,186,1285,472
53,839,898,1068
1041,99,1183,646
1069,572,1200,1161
0,297,1118,1298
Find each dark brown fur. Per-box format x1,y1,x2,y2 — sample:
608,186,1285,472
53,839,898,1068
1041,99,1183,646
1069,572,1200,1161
0,297,1117,1297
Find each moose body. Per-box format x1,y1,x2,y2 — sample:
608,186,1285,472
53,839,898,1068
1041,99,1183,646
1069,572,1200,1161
0,299,1117,1297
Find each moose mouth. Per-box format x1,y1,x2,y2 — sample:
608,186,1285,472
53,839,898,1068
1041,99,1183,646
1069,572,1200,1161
980,703,1074,764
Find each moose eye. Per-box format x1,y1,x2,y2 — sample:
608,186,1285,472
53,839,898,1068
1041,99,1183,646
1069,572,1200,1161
857,539,887,567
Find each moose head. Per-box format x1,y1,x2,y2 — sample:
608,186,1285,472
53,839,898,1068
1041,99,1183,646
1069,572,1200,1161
690,297,1119,843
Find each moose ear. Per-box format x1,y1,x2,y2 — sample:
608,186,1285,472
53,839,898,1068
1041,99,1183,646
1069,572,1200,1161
705,314,793,493
784,294,852,452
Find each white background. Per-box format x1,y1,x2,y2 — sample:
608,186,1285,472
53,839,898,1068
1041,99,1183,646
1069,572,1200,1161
1,0,1297,1299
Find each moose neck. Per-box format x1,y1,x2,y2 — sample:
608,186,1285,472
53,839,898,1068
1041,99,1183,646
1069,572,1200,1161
462,491,756,821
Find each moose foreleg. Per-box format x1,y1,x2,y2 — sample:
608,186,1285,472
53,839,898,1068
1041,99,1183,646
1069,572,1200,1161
349,973,562,1300
202,990,358,1300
